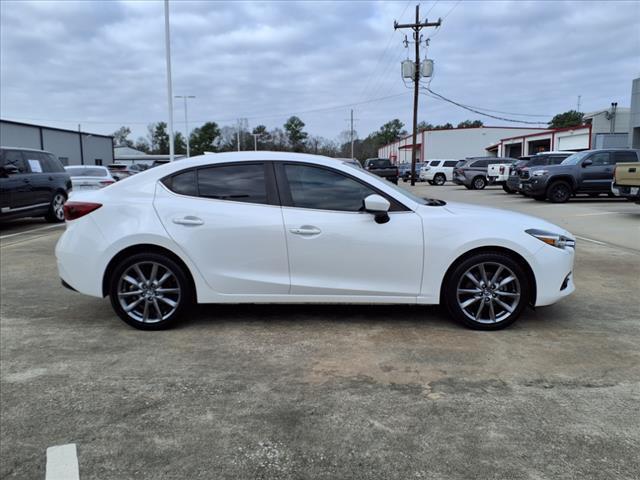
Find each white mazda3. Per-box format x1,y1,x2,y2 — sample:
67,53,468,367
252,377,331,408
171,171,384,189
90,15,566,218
56,151,575,330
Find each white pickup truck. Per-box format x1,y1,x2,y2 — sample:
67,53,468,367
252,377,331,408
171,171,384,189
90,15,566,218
487,162,513,189
419,159,459,185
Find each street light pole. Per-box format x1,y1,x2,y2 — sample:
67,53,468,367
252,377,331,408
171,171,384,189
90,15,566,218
251,133,261,151
164,0,175,161
175,95,195,157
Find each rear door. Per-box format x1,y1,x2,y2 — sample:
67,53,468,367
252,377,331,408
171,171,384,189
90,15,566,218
0,150,36,213
154,162,290,295
276,162,423,297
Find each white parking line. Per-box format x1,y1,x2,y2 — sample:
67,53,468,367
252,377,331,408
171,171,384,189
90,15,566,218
573,211,619,217
46,444,79,480
0,224,64,240
575,235,608,246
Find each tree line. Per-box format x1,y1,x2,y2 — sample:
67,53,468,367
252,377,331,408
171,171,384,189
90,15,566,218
112,110,584,160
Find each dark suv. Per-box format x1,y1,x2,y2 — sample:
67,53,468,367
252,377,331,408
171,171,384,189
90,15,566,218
505,152,574,194
521,149,640,203
452,157,513,190
0,147,72,222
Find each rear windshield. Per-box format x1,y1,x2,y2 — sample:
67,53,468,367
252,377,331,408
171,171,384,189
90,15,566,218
66,167,108,177
366,159,391,168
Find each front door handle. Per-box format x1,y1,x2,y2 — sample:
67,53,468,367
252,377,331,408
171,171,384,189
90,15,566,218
290,226,321,236
172,216,204,226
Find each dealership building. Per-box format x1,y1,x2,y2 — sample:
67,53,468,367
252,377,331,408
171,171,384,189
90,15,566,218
0,119,114,166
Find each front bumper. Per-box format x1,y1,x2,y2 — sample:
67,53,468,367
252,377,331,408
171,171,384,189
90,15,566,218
520,177,548,196
506,176,521,191
531,243,576,306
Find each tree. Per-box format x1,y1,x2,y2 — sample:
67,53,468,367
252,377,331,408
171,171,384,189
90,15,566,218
377,119,407,145
112,126,133,147
457,120,484,129
418,121,434,131
252,125,269,150
134,137,150,153
433,123,454,130
190,122,221,155
174,131,186,155
147,122,170,154
549,110,584,129
284,116,308,151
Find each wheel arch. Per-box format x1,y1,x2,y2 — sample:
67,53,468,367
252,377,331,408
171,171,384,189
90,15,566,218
547,175,577,191
102,243,197,300
439,246,537,306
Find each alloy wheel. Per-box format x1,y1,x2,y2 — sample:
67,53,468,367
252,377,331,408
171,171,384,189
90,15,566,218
456,262,521,324
473,177,486,189
434,174,446,185
117,261,181,324
53,194,65,220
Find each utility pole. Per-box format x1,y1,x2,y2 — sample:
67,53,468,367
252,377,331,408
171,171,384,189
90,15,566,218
350,109,355,159
251,133,261,151
237,119,241,152
394,5,440,185
577,95,582,113
175,95,195,157
164,0,175,162
78,124,84,165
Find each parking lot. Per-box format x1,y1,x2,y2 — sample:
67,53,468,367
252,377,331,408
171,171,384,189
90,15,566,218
1,185,639,479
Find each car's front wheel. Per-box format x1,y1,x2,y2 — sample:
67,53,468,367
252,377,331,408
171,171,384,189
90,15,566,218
444,252,530,330
433,173,446,186
45,192,66,223
547,181,572,203
109,253,191,330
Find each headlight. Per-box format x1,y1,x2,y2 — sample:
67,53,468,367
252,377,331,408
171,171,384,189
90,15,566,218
532,170,548,177
526,229,575,249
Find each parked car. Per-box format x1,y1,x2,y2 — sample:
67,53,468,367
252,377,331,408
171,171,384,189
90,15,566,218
56,151,575,331
65,166,116,191
107,164,134,181
398,163,411,180
505,152,575,194
421,159,462,185
0,147,71,222
487,162,514,187
452,157,513,190
401,162,425,183
336,158,363,169
611,161,640,203
363,158,399,184
521,149,640,202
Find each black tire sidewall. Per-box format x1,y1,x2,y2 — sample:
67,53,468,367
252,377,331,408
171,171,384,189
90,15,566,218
444,252,530,330
473,176,486,190
109,252,191,330
434,174,446,185
547,182,571,203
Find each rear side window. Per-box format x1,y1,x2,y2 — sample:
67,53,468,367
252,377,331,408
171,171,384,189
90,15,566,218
471,159,489,167
22,152,47,173
283,164,377,212
613,151,639,163
163,169,197,196
41,154,66,173
1,150,28,172
430,161,441,167
198,163,267,204
443,161,457,167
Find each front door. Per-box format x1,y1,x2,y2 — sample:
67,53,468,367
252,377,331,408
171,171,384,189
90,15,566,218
153,163,290,295
581,152,613,191
277,163,423,297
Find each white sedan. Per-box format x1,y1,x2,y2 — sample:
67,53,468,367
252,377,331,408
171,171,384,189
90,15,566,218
64,165,116,190
56,152,576,330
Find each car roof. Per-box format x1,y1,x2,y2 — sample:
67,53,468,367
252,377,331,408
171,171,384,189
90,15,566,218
0,146,54,155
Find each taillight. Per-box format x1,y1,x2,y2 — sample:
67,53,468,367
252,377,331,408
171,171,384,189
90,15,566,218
99,180,115,187
63,202,102,221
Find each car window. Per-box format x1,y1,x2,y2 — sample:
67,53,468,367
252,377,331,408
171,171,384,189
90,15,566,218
589,152,611,166
613,151,638,163
471,159,489,167
42,154,66,172
1,150,28,173
443,161,457,167
529,157,548,166
284,164,378,212
22,152,48,173
366,159,390,168
66,167,108,177
549,157,566,165
198,163,267,204
430,161,441,167
162,169,197,196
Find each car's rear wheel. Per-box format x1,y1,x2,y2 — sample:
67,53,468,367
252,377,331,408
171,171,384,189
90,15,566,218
434,173,446,186
45,192,66,223
547,181,571,203
444,253,530,330
109,253,191,330
472,176,487,190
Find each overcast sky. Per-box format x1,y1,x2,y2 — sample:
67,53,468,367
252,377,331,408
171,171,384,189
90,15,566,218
1,0,639,143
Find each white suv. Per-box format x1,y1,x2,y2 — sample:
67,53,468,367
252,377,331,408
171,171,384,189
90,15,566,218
419,159,459,185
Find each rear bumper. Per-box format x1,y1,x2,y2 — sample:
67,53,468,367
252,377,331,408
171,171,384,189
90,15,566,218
611,182,639,198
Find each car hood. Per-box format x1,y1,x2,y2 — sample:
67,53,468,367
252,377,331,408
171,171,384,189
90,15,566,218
527,164,573,174
437,201,573,238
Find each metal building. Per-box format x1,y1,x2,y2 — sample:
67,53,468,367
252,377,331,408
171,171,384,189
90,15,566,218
629,78,640,149
0,119,114,166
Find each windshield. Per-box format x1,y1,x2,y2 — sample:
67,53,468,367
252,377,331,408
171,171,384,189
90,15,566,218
65,167,107,177
561,151,590,165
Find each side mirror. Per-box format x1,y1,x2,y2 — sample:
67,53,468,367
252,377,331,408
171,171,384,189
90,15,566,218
364,194,390,224
0,164,19,177
582,159,593,167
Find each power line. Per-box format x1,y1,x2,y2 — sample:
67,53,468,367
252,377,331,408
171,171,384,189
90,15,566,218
427,0,462,39
422,87,549,125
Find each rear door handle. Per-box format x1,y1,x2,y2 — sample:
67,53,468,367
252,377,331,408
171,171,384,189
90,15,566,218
290,226,321,236
172,216,204,226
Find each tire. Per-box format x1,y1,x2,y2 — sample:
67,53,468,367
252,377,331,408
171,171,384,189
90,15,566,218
434,173,446,186
427,180,435,185
464,185,473,190
502,184,514,193
443,252,530,330
546,181,571,203
532,195,546,201
109,252,192,330
45,192,66,223
472,176,487,190
392,178,398,185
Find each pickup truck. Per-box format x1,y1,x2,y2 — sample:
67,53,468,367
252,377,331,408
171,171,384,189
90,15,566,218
486,162,512,189
520,149,640,203
503,151,574,194
363,158,399,184
612,162,640,203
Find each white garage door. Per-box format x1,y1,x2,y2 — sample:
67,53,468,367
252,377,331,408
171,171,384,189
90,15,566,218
558,133,589,151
